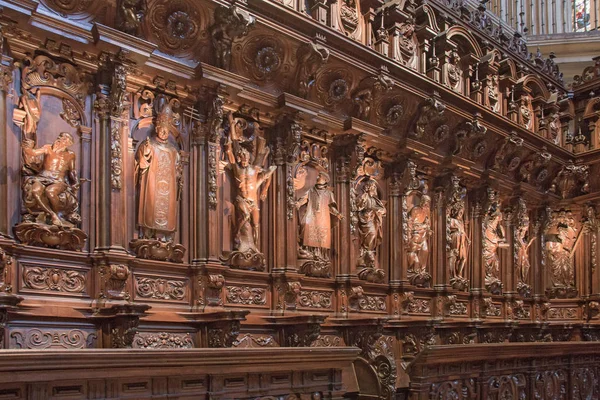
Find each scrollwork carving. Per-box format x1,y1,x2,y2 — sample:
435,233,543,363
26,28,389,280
10,328,96,349
22,266,86,293
298,290,333,309
135,277,186,301
132,332,193,349
226,286,267,305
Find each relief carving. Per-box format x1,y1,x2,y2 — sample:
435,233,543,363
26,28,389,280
117,0,145,36
221,108,276,270
294,41,329,99
514,199,535,297
351,74,394,121
233,333,278,348
99,264,130,301
22,266,86,294
445,49,462,92
544,208,580,299
132,332,193,349
410,93,446,139
403,161,432,287
130,95,186,263
10,328,96,349
310,334,344,347
210,5,255,70
226,286,267,306
482,189,507,295
298,290,333,309
348,286,386,312
549,161,590,199
135,277,186,301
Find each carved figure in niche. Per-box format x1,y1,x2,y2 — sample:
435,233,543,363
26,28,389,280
548,112,560,145
397,19,417,68
221,112,276,270
482,190,508,295
356,178,386,282
340,0,359,34
130,96,185,263
446,176,469,291
117,0,145,36
520,96,533,130
544,209,582,299
514,199,535,297
296,170,342,278
403,161,432,287
487,75,499,112
446,49,461,91
14,132,87,251
210,5,255,71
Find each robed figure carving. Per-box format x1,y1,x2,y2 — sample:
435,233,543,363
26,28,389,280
130,97,185,263
296,171,342,277
544,209,581,299
356,178,387,282
14,132,87,250
403,161,432,287
221,112,276,270
482,190,508,295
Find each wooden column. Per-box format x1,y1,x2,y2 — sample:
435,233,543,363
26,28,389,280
0,54,13,238
432,183,448,289
335,154,352,277
388,171,403,283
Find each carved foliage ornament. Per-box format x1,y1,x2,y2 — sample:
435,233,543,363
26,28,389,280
133,332,194,348
226,286,267,305
22,266,86,294
135,276,186,301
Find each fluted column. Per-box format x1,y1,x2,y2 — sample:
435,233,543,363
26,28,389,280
389,171,404,283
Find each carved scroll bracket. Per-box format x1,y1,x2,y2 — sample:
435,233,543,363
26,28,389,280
264,314,326,347
180,310,249,348
91,303,150,348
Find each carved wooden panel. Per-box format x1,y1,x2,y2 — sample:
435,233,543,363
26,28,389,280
20,264,88,297
133,274,188,303
297,290,333,311
9,328,97,349
225,285,268,307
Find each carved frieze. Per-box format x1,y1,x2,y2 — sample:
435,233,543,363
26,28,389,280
547,307,578,320
233,333,278,348
22,266,86,294
10,328,96,349
132,332,194,349
135,276,186,301
310,334,344,347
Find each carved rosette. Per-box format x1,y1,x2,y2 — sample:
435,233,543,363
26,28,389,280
240,35,287,81
144,0,208,57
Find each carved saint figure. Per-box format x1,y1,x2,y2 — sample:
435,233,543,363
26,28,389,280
483,196,508,294
520,96,532,129
118,0,145,36
296,172,342,259
357,179,386,267
407,195,432,278
545,211,580,297
210,6,254,71
21,132,81,226
448,203,469,287
224,139,277,255
134,102,182,242
514,200,535,296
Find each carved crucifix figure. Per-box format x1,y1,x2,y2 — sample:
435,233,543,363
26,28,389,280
221,117,276,270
